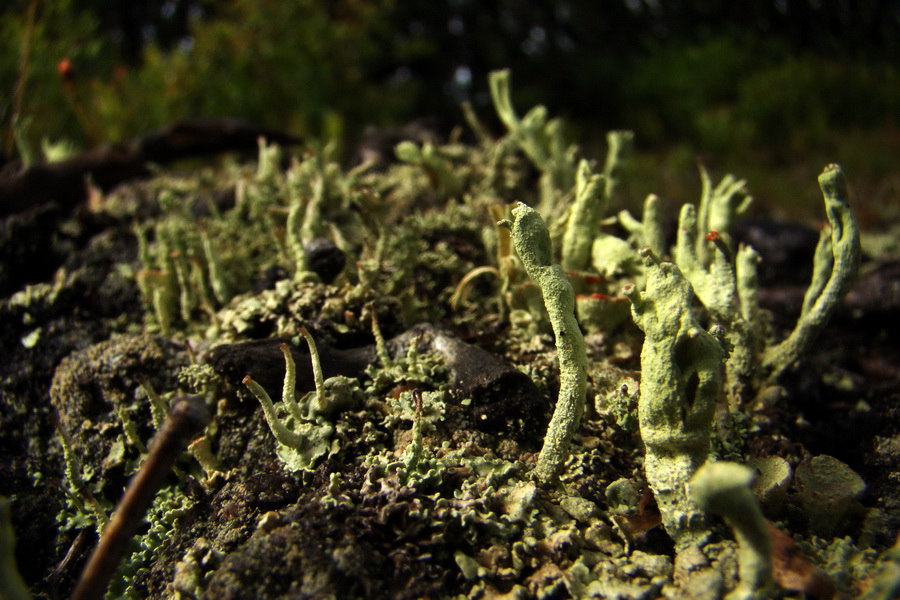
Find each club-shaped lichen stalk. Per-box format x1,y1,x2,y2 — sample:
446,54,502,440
242,342,309,448
299,327,325,417
242,374,305,450
691,461,773,600
561,159,606,271
499,202,587,483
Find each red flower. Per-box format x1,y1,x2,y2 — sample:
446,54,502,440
57,58,74,81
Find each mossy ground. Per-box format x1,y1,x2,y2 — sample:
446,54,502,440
0,122,898,599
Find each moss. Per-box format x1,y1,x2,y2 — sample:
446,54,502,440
49,334,188,483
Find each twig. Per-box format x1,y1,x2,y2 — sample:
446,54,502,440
70,396,209,600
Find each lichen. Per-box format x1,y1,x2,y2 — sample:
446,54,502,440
624,250,728,550
499,202,587,483
691,461,773,600
4,67,886,600
241,338,348,472
762,164,861,377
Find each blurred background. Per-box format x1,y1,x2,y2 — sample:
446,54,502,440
2,0,898,221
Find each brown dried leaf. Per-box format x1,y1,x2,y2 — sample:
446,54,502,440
768,521,836,599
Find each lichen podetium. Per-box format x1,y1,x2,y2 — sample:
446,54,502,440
500,202,587,484
763,163,861,378
691,461,773,600
624,249,727,550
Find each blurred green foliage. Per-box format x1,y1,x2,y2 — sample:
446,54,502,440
1,0,110,154
624,34,900,154
86,0,418,142
1,0,899,168
2,0,426,155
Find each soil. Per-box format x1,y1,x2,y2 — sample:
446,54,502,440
1,148,898,600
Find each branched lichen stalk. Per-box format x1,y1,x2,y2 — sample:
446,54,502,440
674,203,738,320
674,203,755,405
488,69,575,213
695,164,751,266
488,70,548,167
241,342,334,471
500,202,587,483
619,193,665,258
624,249,727,550
242,376,305,450
763,164,861,377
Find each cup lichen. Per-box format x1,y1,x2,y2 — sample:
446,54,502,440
241,336,337,471
8,66,884,599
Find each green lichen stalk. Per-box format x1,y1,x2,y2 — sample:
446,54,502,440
299,327,325,417
561,160,606,271
763,163,861,377
489,69,576,213
561,132,634,271
695,164,752,266
600,130,634,203
674,203,739,320
241,341,334,471
624,249,727,550
675,203,758,404
618,193,666,258
499,202,587,483
691,461,773,600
